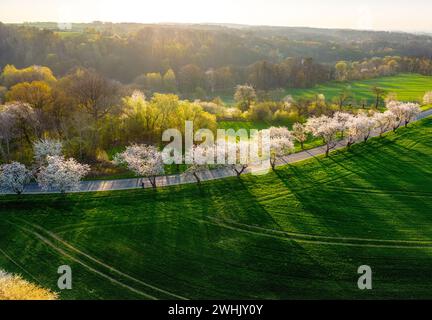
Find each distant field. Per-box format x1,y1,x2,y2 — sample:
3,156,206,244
0,117,431,299
218,74,432,105
285,73,432,104
54,31,82,39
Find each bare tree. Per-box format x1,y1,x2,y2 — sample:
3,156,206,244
66,69,121,149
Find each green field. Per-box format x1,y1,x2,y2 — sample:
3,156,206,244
286,73,432,104
0,117,431,299
217,73,432,105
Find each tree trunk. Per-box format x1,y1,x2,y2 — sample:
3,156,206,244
270,158,276,171
193,172,201,184
148,177,157,189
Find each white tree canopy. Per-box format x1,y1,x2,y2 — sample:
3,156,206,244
306,115,340,156
37,155,90,193
184,144,216,183
33,138,63,164
0,162,31,194
113,144,164,188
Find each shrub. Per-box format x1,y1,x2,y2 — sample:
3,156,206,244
0,270,58,300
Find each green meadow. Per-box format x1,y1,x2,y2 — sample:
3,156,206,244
0,117,431,299
285,73,432,103
218,73,432,105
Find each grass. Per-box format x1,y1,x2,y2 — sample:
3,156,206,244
217,74,432,105
0,117,431,299
286,73,432,104
218,119,328,152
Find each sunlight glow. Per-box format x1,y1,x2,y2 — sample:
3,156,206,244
0,0,431,32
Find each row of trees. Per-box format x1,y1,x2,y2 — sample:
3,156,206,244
0,100,421,194
335,56,432,82
104,101,422,189
0,64,429,173
0,139,89,194
128,56,432,97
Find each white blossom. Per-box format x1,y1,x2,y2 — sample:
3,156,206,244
184,144,216,183
423,91,432,105
223,140,251,177
333,111,353,135
305,115,340,156
0,162,31,194
345,114,376,147
33,138,63,163
268,127,294,170
292,123,308,149
113,144,164,188
37,156,90,193
387,101,421,128
373,111,397,136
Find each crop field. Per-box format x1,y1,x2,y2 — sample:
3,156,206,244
286,73,432,103
0,117,431,299
218,74,432,105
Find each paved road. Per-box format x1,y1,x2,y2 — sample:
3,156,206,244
12,109,432,194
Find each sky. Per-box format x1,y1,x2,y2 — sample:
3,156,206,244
0,0,431,32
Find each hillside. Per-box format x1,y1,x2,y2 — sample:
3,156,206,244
0,117,431,299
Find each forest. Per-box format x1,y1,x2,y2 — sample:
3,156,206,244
1,22,432,96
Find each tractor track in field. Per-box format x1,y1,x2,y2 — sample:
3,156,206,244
203,217,432,249
7,219,188,300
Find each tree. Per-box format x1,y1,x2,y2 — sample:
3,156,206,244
423,91,432,105
400,103,421,127
334,88,353,109
306,115,340,157
333,112,352,139
224,140,251,177
0,107,17,160
0,162,31,194
6,81,53,111
113,144,164,188
1,102,39,144
373,111,397,136
37,155,90,193
65,68,120,149
345,114,375,147
335,61,349,81
163,69,177,92
387,101,421,129
0,65,56,88
184,144,215,184
145,72,163,92
268,127,294,170
248,103,272,122
234,85,256,112
371,86,387,108
178,64,204,93
33,138,63,164
292,123,308,149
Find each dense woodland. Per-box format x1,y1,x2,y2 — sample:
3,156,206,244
1,22,432,96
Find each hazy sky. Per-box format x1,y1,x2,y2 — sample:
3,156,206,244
1,0,431,32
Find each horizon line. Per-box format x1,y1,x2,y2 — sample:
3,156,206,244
2,20,432,35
